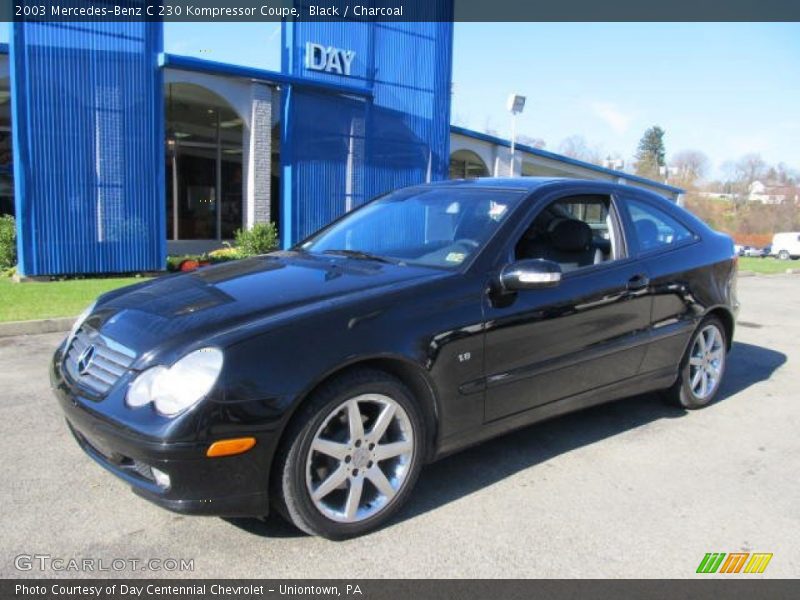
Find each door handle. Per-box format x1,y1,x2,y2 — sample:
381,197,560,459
627,274,650,291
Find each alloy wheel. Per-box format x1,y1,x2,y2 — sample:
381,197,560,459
305,394,414,523
688,324,725,401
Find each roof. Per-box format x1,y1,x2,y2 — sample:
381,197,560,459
450,125,684,195
421,176,665,198
423,176,565,190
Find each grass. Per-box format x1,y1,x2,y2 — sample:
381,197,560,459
738,256,799,275
0,277,145,323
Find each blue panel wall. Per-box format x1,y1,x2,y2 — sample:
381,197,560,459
11,18,165,275
281,6,454,246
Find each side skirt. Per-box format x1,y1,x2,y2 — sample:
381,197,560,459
433,366,677,460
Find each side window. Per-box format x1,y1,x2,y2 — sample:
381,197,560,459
625,198,694,253
514,194,623,273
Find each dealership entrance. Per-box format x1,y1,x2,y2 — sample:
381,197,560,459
165,83,244,245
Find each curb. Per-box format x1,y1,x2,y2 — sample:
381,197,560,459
0,316,75,338
738,269,800,277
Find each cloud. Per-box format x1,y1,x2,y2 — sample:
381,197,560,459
589,101,634,135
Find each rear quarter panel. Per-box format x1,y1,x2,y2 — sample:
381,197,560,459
638,226,737,375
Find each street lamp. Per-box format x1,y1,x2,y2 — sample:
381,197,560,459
507,93,526,177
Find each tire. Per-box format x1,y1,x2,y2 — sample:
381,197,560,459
273,368,426,539
665,316,727,409
778,250,790,260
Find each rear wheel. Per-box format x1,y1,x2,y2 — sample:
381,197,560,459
666,316,727,409
274,369,425,539
778,249,790,260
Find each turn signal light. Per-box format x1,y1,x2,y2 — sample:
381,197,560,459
206,437,256,458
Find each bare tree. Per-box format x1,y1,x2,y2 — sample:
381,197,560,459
516,134,546,150
670,150,711,188
720,153,767,210
558,135,602,164
735,153,767,186
482,116,499,137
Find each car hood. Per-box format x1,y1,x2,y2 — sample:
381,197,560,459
88,252,445,360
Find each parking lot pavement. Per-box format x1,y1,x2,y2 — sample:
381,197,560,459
1,275,798,579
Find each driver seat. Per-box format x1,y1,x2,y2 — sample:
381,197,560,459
519,218,602,272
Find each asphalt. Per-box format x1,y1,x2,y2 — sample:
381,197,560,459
1,275,797,579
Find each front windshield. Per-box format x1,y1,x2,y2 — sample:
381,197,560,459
300,187,527,269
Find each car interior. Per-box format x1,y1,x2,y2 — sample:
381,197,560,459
515,195,620,272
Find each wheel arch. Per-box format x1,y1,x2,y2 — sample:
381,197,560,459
273,355,441,472
705,305,735,351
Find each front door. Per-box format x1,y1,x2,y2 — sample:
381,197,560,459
483,191,653,422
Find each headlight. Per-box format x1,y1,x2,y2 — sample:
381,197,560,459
126,348,224,417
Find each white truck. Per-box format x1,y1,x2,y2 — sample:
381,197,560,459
771,232,800,260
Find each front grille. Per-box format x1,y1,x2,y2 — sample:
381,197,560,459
64,327,136,396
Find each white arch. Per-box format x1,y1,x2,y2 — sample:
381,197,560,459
163,68,251,128
449,132,495,175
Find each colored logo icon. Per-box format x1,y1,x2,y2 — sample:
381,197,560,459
697,552,773,574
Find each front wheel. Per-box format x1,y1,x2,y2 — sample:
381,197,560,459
778,250,790,260
274,369,425,539
665,316,727,409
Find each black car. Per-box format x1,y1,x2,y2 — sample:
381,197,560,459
52,178,738,539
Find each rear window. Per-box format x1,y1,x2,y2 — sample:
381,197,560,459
625,198,694,252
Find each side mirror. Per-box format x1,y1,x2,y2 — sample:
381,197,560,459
499,259,562,291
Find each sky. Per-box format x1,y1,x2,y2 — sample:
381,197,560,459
449,23,800,178
4,22,799,177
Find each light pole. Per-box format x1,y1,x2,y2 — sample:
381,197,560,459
507,93,526,177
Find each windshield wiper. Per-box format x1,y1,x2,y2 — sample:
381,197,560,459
322,249,394,264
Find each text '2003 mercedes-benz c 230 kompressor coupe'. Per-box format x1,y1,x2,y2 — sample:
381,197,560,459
52,178,738,539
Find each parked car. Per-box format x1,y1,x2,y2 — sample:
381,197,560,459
771,232,800,260
761,244,772,258
743,246,767,258
734,244,744,256
52,178,738,539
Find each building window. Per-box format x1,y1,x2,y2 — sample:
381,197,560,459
165,83,243,241
0,78,13,216
449,149,490,180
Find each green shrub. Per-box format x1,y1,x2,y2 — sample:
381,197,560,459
208,246,245,261
0,215,16,270
234,222,279,256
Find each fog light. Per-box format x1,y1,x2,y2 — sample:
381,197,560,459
151,467,171,489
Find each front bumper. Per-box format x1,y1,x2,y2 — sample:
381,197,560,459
51,357,271,518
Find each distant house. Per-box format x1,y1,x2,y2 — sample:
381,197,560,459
748,180,800,204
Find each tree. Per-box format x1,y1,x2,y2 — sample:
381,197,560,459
720,153,767,210
482,116,498,137
735,153,767,186
634,126,666,179
516,134,546,150
557,135,602,164
670,150,710,188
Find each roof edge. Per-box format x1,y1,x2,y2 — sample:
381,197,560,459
450,125,684,195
